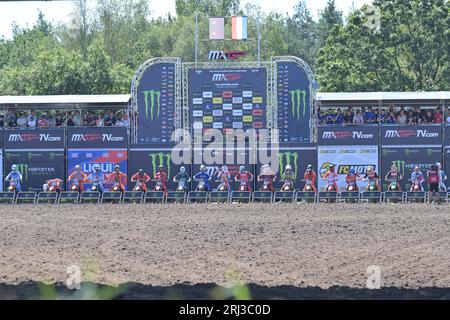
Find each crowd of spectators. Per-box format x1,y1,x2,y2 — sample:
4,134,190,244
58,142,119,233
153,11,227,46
318,106,449,126
0,109,130,128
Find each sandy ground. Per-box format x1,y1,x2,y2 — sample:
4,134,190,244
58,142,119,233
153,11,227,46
0,203,450,299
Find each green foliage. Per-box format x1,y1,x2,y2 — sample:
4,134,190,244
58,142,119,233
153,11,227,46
0,0,448,95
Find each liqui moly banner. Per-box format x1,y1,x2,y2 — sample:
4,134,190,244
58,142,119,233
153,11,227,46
4,129,65,149
67,127,128,148
381,125,442,145
318,126,378,146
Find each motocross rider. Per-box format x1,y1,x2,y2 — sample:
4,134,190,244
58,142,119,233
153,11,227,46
323,164,338,191
193,165,212,191
5,164,22,192
131,169,151,192
364,166,381,191
216,165,231,191
107,165,127,192
68,165,88,192
303,165,317,192
173,166,191,191
89,164,105,192
345,168,361,191
153,165,168,192
234,166,254,192
385,164,403,191
281,165,296,190
410,166,424,191
257,164,276,192
436,163,447,192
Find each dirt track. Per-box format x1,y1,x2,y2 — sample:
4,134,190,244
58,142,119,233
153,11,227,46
0,203,449,299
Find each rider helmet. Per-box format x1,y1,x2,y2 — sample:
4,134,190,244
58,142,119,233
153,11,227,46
221,165,228,172
329,164,335,171
200,165,206,172
349,168,355,175
285,165,293,171
180,166,186,173
114,165,120,171
75,165,81,171
391,164,397,171
414,166,420,172
239,166,245,173
158,165,164,171
367,166,373,172
93,164,101,172
138,169,144,176
436,163,441,169
11,164,17,171
307,165,313,171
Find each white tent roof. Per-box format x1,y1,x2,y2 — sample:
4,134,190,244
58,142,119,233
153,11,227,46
317,91,450,102
0,94,131,105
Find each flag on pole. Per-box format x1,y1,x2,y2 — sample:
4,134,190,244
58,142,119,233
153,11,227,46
232,16,248,40
209,17,225,40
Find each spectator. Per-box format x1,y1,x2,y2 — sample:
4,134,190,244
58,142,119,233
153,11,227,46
325,110,335,125
334,109,344,125
353,112,364,125
5,110,16,127
72,111,81,126
343,110,353,124
433,107,443,124
16,113,28,128
379,109,387,123
67,116,75,127
386,112,397,124
55,114,64,127
28,110,37,124
397,110,408,125
446,108,450,123
364,107,377,124
424,111,434,124
38,113,48,128
96,113,104,127
27,115,37,128
122,114,130,127
0,115,4,128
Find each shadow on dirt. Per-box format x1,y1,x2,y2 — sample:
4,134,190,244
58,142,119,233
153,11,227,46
0,281,449,300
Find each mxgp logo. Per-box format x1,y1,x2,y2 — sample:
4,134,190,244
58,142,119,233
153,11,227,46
71,134,124,142
385,130,438,138
322,131,352,139
9,133,61,142
212,73,241,82
209,50,248,60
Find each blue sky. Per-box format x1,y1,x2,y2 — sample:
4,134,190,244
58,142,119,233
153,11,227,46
0,0,372,39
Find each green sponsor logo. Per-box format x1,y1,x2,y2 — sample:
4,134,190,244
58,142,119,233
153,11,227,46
142,90,161,120
278,152,299,177
148,152,172,178
16,163,28,181
391,160,405,177
289,89,307,120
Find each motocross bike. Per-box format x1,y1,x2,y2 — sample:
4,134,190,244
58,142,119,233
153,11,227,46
7,178,18,193
48,180,62,192
133,181,146,192
69,180,81,192
386,178,401,203
91,180,101,192
281,180,295,192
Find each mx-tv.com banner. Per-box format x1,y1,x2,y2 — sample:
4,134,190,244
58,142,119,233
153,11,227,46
318,146,379,191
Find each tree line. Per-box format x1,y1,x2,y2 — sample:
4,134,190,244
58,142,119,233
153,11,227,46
0,0,448,95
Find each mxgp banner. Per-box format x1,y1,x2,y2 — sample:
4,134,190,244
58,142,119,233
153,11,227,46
192,147,255,190
381,147,442,192
276,62,312,143
137,63,176,144
318,146,379,191
318,126,378,146
4,150,65,192
381,125,442,145
67,127,128,148
256,144,317,190
67,149,128,191
4,129,65,149
129,148,190,191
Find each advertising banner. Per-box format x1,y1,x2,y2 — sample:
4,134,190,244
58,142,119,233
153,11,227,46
0,150,3,191
444,147,450,191
67,149,128,191
318,126,378,146
381,147,442,191
276,62,312,143
444,126,450,146
3,129,65,149
256,144,317,190
318,146,379,191
4,150,65,192
67,127,128,149
380,125,442,146
192,147,255,191
137,63,176,144
129,148,190,191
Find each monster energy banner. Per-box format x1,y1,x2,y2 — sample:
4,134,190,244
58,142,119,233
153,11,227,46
137,63,176,144
257,144,317,190
318,146,379,191
67,127,128,148
318,126,378,146
4,151,65,192
277,62,313,143
192,146,255,191
129,148,189,190
381,146,442,191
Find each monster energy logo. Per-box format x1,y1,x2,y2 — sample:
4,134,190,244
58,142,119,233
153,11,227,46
391,160,405,177
149,153,172,178
16,164,28,181
142,90,161,120
278,152,299,177
289,89,307,120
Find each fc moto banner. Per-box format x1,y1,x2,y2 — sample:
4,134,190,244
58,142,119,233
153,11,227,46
256,145,317,190
380,125,442,145
4,151,65,192
381,147,442,191
129,148,190,191
67,149,128,191
318,146,379,191
318,126,378,146
67,127,128,149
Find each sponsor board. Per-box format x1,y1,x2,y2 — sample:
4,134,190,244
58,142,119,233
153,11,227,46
4,129,65,149
318,146,379,191
381,126,442,145
318,127,378,145
208,50,248,60
67,127,128,148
